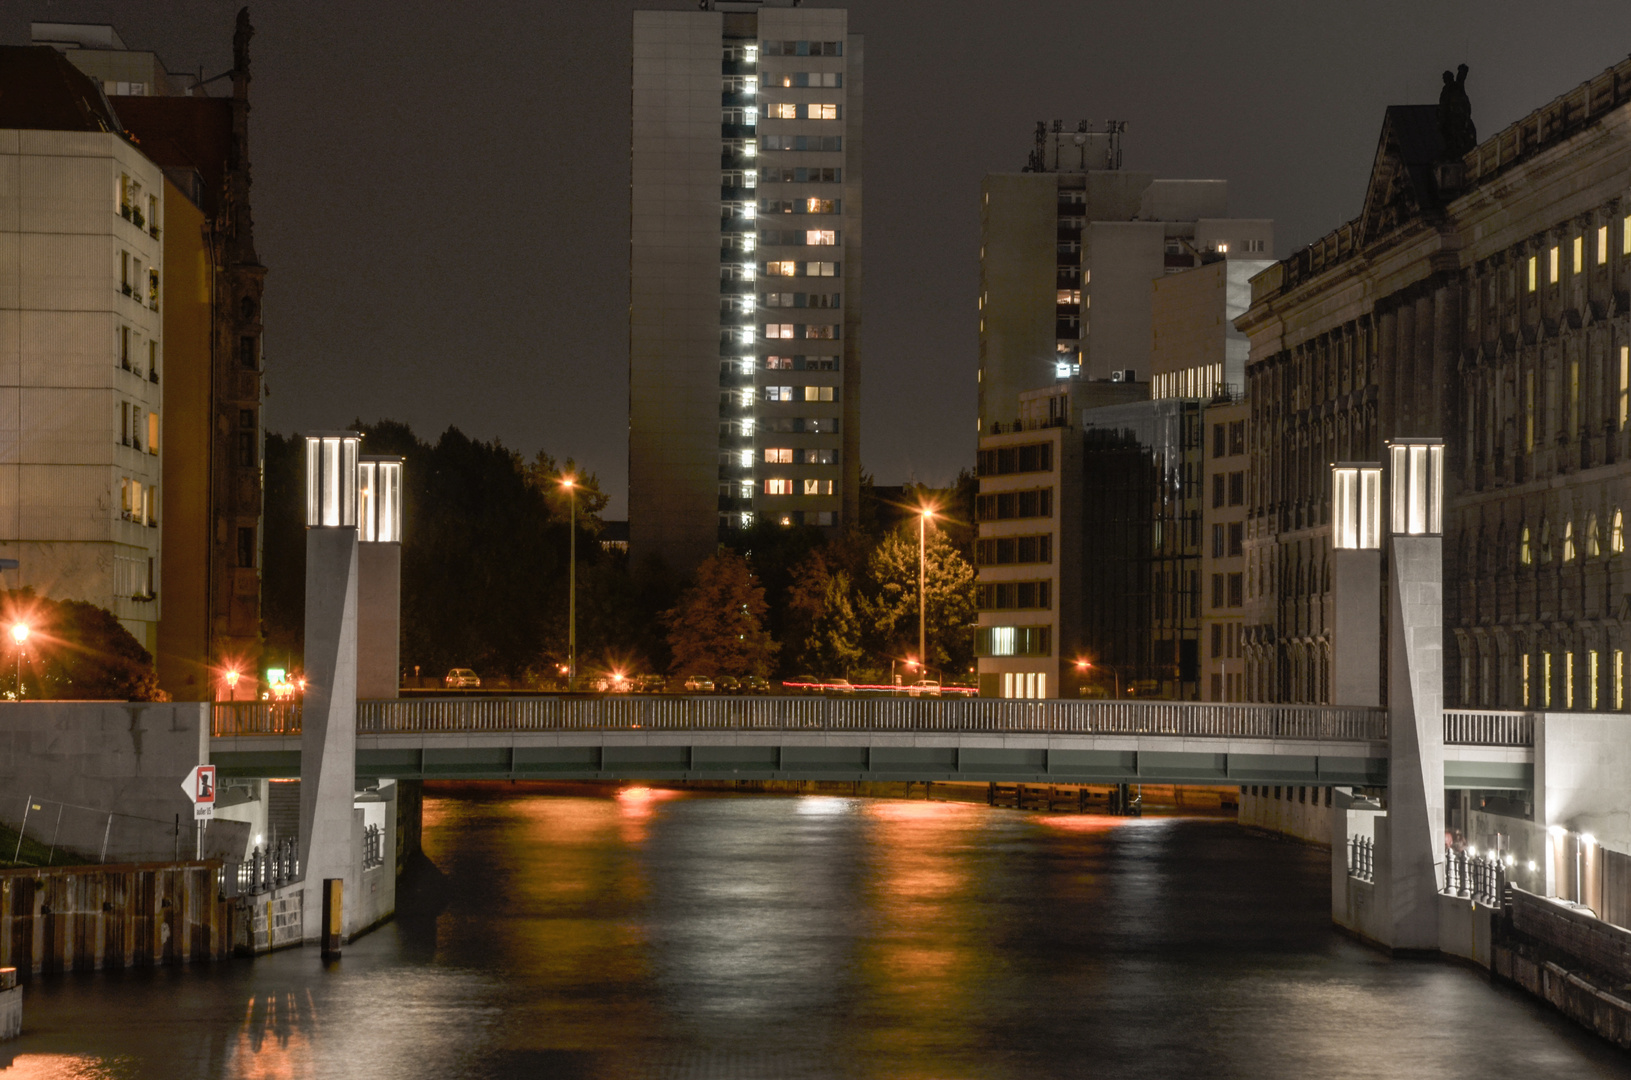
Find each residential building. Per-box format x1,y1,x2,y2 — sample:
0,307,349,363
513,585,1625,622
1201,399,1249,701
30,18,266,699
629,1,862,574
0,47,166,652
1235,56,1631,709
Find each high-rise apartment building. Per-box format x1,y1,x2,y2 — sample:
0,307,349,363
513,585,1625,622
630,1,862,574
0,48,167,654
22,18,266,699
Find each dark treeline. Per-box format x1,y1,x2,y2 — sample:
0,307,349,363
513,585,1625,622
263,420,978,684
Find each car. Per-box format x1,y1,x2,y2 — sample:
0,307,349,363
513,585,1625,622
444,668,481,689
785,674,821,694
743,675,771,695
825,678,855,694
716,675,742,694
907,679,941,698
637,674,666,694
682,674,715,693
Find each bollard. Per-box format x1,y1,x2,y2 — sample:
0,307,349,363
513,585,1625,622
320,878,343,959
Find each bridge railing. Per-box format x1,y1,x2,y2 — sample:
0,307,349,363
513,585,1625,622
214,696,1388,742
1443,709,1536,747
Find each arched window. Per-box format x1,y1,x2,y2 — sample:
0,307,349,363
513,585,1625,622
1520,525,1532,566
1587,512,1600,558
1613,510,1625,555
1564,520,1576,563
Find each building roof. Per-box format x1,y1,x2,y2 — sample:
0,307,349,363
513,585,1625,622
114,96,233,216
0,45,123,133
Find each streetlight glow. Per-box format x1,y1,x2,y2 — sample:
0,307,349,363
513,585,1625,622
10,622,27,644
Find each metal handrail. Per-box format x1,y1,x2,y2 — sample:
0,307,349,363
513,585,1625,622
214,697,1388,742
1443,709,1536,747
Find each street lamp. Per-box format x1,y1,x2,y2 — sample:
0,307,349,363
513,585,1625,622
562,476,577,689
918,506,935,683
10,621,27,699
1078,659,1121,699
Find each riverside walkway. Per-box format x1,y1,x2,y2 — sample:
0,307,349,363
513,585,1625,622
208,697,1531,787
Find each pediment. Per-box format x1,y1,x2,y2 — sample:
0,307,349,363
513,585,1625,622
1358,106,1446,248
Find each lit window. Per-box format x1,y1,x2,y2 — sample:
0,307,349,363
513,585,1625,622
1520,526,1532,565
1599,225,1610,265
1521,654,1531,706
764,447,792,463
810,103,839,120
1527,255,1537,292
1216,242,1229,254
1614,510,1625,554
147,412,159,455
764,355,792,369
764,478,793,495
806,230,836,245
767,261,797,276
803,385,835,402
1620,346,1628,430
765,323,793,339
740,328,755,344
1543,652,1553,707
802,478,833,495
767,103,797,119
1549,245,1559,283
1617,650,1626,710
764,386,793,402
806,261,837,276
1625,215,1631,256
1564,520,1575,563
1588,512,1600,558
806,198,836,213
1573,235,1584,274
1590,650,1600,710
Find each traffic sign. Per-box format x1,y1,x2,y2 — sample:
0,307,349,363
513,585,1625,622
182,765,217,805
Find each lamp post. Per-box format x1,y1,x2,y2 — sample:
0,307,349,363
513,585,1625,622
1079,660,1121,699
562,477,577,689
918,507,935,682
10,621,27,699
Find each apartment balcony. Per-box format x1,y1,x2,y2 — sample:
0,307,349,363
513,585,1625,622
721,59,756,76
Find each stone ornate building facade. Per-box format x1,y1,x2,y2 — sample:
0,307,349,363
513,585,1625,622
1237,57,1631,710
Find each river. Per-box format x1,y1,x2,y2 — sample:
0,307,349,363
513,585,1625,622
4,786,1630,1079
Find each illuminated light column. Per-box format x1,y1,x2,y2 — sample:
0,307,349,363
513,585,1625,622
298,431,361,943
1384,438,1446,951
356,456,404,700
1329,463,1383,707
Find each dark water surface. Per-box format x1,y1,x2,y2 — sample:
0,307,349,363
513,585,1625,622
5,789,1630,1079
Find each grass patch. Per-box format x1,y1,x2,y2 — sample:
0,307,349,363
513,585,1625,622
0,820,92,869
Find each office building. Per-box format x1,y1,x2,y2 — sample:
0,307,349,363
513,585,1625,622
1236,56,1631,708
630,1,862,574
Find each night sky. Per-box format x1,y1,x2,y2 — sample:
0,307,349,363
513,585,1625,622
8,2,1631,517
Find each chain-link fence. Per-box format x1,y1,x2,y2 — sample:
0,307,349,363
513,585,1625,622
1,792,206,867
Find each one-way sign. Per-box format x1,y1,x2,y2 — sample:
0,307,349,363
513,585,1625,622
182,764,217,820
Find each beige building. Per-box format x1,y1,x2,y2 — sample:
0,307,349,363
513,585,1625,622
0,50,166,652
630,1,862,574
1200,400,1249,701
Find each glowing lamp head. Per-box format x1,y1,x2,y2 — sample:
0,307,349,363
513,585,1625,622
304,431,362,529
920,506,935,520
224,669,240,689
561,476,575,490
9,622,27,645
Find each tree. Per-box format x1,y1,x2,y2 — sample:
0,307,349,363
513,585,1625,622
664,551,778,677
0,588,164,701
859,526,976,674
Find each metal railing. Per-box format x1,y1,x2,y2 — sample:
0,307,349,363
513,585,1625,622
1442,845,1506,907
1443,710,1536,747
362,825,384,870
1348,836,1375,882
214,697,1388,742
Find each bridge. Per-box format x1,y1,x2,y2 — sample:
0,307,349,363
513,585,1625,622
208,697,1534,788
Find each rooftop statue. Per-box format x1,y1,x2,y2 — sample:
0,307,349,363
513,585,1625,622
1439,63,1476,157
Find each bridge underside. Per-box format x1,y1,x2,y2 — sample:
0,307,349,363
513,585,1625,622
212,735,1392,787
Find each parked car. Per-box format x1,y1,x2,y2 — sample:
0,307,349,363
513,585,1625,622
716,675,741,694
638,674,666,694
785,674,821,694
683,674,715,693
744,675,771,695
907,679,941,698
825,678,855,694
444,668,481,689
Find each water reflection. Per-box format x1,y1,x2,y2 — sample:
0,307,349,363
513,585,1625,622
4,789,1630,1080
